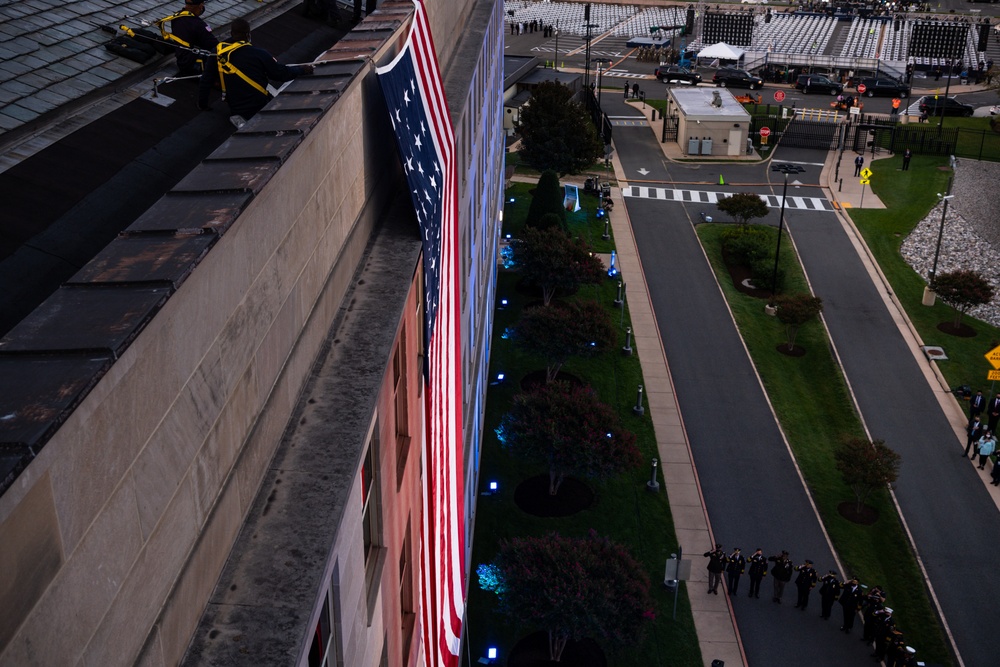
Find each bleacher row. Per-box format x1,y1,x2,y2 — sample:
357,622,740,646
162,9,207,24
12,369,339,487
503,1,985,67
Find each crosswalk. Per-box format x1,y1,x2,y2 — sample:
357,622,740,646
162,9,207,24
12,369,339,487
623,186,834,212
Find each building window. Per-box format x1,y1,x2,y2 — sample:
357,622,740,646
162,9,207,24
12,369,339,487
362,429,386,625
399,517,416,659
307,587,338,667
394,330,411,487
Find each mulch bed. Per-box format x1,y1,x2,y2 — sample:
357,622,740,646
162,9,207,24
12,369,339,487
722,249,771,299
837,501,879,525
937,321,977,337
507,630,607,667
515,474,595,517
776,344,807,357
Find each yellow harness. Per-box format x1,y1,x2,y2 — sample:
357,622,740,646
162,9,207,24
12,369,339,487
156,10,197,48
215,41,268,97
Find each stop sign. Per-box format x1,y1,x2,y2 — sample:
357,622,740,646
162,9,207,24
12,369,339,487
759,127,771,137
773,90,785,103
857,83,867,94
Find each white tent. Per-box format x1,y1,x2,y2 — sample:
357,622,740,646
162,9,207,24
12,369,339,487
697,42,746,62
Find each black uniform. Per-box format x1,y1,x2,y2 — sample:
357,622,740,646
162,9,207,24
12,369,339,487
818,572,839,619
861,587,885,643
970,390,986,419
746,550,767,599
199,41,311,121
987,393,1000,433
793,562,817,610
839,580,863,632
704,547,725,594
168,10,217,76
965,417,984,457
725,550,745,596
768,552,793,603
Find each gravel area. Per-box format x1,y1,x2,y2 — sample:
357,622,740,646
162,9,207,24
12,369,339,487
900,159,1000,328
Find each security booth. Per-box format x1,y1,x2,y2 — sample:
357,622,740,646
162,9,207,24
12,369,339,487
666,87,751,157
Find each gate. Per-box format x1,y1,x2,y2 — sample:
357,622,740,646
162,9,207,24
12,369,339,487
661,115,678,142
777,116,840,150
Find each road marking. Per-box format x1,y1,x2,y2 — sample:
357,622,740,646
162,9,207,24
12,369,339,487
622,186,834,211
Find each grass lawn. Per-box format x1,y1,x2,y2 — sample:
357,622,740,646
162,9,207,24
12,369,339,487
504,180,616,254
850,154,1000,393
466,267,702,667
697,223,952,666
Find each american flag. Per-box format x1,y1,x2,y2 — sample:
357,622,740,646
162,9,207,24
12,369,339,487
376,3,466,667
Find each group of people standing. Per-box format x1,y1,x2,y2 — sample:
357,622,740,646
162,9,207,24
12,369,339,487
964,390,1000,484
704,545,921,666
508,19,554,37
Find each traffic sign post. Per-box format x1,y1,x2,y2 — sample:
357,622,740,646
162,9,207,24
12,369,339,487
988,370,1000,382
759,127,771,137
984,344,1000,369
860,167,873,179
858,83,867,94
773,90,785,103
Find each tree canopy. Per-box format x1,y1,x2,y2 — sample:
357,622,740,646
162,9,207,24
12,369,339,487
514,300,616,382
510,226,605,306
525,169,567,230
477,531,654,661
517,81,604,175
834,437,901,513
774,293,823,351
716,192,770,225
496,381,641,494
931,269,995,327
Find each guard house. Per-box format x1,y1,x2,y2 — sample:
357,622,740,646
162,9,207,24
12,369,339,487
666,87,751,157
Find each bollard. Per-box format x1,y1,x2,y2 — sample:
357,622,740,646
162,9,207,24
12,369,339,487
838,178,842,192
646,458,659,492
622,326,633,356
602,218,610,241
633,384,645,416
613,280,623,307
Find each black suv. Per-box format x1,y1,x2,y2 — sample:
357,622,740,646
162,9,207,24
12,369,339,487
918,96,974,117
856,77,910,98
655,65,702,85
795,74,843,95
712,68,763,90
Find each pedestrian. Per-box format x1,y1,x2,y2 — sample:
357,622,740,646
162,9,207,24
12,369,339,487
199,19,314,125
901,148,911,171
767,550,793,603
891,97,900,115
632,82,640,99
934,65,941,81
746,548,767,599
725,547,746,596
819,570,839,619
704,544,726,594
839,577,863,633
793,559,817,610
987,392,1000,433
965,415,984,457
970,389,986,420
854,154,864,177
976,430,996,469
872,612,897,661
991,453,1000,485
165,0,219,77
861,585,886,645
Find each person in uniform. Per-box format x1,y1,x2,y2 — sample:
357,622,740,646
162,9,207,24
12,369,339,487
767,550,793,603
818,570,839,619
793,559,817,610
199,18,314,125
872,609,896,660
839,577,863,633
164,0,218,76
724,547,745,596
746,548,767,599
986,391,1000,433
703,544,725,595
861,585,885,644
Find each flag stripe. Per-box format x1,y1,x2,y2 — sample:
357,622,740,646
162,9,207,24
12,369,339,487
376,2,465,666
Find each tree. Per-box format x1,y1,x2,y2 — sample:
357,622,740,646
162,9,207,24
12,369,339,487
516,80,603,175
496,381,641,494
477,531,653,661
514,301,615,382
931,269,995,328
525,169,567,230
510,226,604,306
834,437,901,514
716,192,770,226
774,293,823,351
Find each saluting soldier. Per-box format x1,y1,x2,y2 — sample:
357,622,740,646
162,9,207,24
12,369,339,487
839,577,863,633
871,608,895,659
724,547,746,596
703,544,725,595
767,550,793,604
793,559,818,610
746,548,767,599
818,570,840,619
885,631,907,667
862,585,886,644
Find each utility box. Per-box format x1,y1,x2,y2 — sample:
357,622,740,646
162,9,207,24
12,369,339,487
701,137,713,155
688,137,700,155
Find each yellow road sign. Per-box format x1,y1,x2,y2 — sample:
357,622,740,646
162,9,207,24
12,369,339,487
989,370,1000,381
986,344,1000,369
859,178,870,185
860,168,873,179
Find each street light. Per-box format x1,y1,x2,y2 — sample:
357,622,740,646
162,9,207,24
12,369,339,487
769,163,806,302
929,192,955,284
593,57,610,108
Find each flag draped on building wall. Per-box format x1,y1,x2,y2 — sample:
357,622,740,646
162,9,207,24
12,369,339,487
376,2,466,666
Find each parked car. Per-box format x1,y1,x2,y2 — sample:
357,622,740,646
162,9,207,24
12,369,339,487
712,68,764,90
655,65,702,85
795,74,843,95
856,77,910,98
918,95,975,117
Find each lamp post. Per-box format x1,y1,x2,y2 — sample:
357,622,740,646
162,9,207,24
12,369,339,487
769,163,806,303
929,193,955,284
593,58,610,108
554,20,559,70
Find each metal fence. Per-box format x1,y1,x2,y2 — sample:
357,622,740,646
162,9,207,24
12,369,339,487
845,114,1000,161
